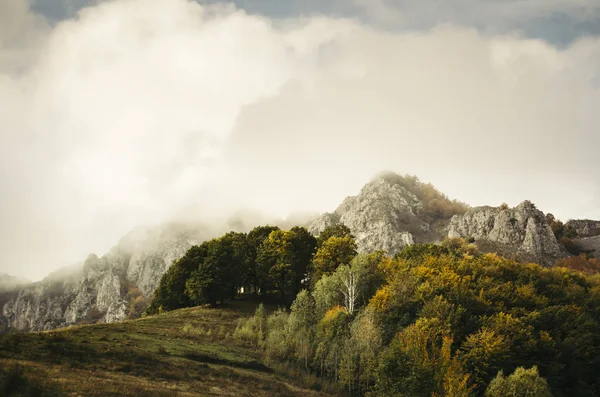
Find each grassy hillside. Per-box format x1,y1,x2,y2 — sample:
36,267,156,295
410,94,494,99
0,299,335,397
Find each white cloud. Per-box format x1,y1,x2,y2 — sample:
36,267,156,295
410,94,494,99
1,0,600,280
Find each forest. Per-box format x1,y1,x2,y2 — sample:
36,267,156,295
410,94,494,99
147,225,600,396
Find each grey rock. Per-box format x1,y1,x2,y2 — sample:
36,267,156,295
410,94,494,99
565,220,600,238
309,177,432,255
571,236,600,259
1,223,208,333
448,201,567,264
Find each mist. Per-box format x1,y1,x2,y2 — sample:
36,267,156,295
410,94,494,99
1,0,600,281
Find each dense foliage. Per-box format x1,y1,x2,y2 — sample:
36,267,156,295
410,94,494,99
146,225,321,313
148,222,600,396
234,240,600,396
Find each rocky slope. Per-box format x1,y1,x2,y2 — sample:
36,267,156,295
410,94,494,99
0,223,209,333
447,201,568,264
565,220,600,238
309,173,569,265
563,219,600,259
309,174,464,254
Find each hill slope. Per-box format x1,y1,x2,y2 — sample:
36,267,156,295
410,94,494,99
0,300,334,397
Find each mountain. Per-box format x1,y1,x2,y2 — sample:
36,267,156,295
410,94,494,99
309,172,468,254
0,212,316,334
2,172,595,334
0,273,30,292
447,201,568,264
0,223,210,333
309,173,569,264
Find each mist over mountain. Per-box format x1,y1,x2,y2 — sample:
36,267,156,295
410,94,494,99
2,0,600,283
0,273,30,293
1,172,597,333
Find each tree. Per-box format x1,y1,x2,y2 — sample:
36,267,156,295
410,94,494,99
313,273,344,319
257,230,297,299
350,252,387,305
289,226,318,295
311,236,358,286
317,224,354,247
146,244,208,313
374,319,471,397
289,290,318,369
340,307,382,394
460,329,510,391
486,366,552,397
338,264,362,314
181,233,249,306
246,225,280,294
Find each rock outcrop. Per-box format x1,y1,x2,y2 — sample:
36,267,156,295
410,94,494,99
570,236,600,259
447,201,567,264
565,220,600,238
309,173,567,266
0,223,208,333
309,175,459,255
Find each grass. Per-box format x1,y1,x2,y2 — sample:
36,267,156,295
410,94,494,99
0,299,335,397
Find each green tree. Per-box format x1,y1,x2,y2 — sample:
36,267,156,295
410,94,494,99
257,230,298,299
146,244,208,313
311,236,358,286
246,225,280,294
182,233,249,305
486,366,552,397
289,226,318,295
289,290,318,369
317,224,354,247
313,273,343,319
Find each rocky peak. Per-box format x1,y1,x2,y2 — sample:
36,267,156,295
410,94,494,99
447,201,567,264
309,173,462,254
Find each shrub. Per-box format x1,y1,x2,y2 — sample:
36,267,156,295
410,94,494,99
486,366,552,397
233,304,266,346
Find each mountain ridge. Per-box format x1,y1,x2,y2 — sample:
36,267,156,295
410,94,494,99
1,172,597,333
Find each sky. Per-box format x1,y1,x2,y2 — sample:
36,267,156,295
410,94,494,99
1,0,600,281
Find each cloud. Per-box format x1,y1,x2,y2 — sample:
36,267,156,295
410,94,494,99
351,0,600,45
1,0,600,280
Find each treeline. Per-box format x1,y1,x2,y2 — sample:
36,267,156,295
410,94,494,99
233,240,600,397
148,225,600,396
146,224,357,314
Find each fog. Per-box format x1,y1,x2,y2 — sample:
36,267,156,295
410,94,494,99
1,0,600,281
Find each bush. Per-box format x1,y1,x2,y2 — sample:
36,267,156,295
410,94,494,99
486,366,552,397
233,304,266,346
554,254,600,274
0,364,61,397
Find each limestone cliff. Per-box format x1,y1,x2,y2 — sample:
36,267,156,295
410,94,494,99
309,173,567,266
565,220,600,238
0,223,208,333
447,201,567,264
309,174,465,254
